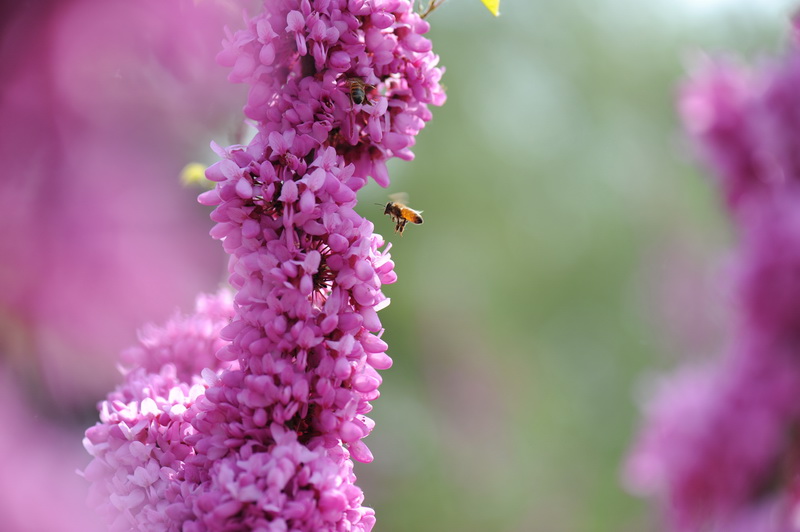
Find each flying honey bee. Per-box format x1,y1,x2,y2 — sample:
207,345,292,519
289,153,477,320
345,77,375,106
380,193,423,236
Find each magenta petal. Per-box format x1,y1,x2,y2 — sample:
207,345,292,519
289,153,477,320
371,159,389,187
366,351,392,370
348,440,373,463
197,189,221,206
403,32,432,53
370,11,394,29
286,10,305,32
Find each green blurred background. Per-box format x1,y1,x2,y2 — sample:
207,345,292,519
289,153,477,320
348,1,796,530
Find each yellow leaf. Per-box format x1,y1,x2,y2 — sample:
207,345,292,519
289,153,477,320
480,0,500,16
180,162,209,187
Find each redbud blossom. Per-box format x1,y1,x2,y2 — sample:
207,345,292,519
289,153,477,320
84,0,445,529
626,20,800,532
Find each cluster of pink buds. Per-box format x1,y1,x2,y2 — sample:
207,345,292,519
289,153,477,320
83,0,445,530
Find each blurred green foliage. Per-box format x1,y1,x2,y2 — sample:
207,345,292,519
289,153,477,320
352,1,796,530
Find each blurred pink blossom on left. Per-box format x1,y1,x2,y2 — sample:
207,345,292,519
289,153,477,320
0,0,244,406
0,1,245,529
0,369,105,532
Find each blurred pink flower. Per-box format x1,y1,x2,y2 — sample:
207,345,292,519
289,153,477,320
627,17,800,532
83,290,237,531
0,367,104,532
0,0,243,406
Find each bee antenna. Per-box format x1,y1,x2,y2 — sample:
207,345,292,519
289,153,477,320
374,202,384,207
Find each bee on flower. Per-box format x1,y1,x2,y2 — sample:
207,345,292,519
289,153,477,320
344,77,376,106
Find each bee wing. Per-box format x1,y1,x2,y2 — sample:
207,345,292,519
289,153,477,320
388,192,410,204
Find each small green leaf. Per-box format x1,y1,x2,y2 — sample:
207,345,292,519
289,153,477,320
480,0,500,16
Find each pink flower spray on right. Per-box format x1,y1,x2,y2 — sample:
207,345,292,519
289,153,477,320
626,17,800,532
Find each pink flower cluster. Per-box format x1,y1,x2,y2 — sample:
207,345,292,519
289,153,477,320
625,19,800,532
218,0,444,186
82,291,237,530
84,0,444,530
